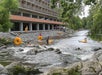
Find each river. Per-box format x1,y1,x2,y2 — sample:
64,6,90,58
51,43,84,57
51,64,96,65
11,30,102,72
49,30,102,60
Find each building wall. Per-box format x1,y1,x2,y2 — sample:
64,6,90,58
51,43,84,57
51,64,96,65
10,0,63,31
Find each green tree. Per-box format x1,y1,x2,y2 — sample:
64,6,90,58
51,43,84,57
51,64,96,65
85,0,102,41
51,0,102,41
51,0,82,30
0,0,18,32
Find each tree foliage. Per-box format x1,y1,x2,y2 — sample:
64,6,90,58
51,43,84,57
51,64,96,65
51,0,82,30
0,0,18,32
51,0,102,41
85,0,102,41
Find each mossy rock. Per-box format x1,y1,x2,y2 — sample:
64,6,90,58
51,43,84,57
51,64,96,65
0,61,12,66
47,62,82,75
8,64,43,75
52,72,62,75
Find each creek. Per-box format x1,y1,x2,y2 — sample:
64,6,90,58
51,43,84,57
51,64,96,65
9,30,102,72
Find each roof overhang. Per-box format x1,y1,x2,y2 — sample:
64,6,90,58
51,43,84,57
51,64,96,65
10,15,63,25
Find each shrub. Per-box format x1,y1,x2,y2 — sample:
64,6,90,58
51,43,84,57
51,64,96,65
8,64,43,75
0,37,12,46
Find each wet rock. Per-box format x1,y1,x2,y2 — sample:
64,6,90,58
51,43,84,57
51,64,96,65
0,73,8,75
18,48,24,51
81,60,102,75
47,48,54,51
0,64,4,72
75,47,81,50
99,71,102,75
93,47,102,51
35,45,42,49
0,46,7,50
0,68,8,75
0,49,15,61
0,49,14,61
5,62,20,70
60,54,81,64
93,49,102,61
25,51,62,65
46,62,82,75
26,49,38,55
55,49,62,54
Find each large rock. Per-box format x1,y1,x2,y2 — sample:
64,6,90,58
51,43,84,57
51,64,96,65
0,48,15,61
5,62,20,70
92,49,102,61
0,64,4,72
26,49,38,55
0,68,8,75
45,62,82,75
60,54,81,64
81,60,102,75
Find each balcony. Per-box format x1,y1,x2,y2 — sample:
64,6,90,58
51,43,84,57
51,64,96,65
19,0,58,17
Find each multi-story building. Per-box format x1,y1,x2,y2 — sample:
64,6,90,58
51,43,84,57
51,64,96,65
10,0,63,31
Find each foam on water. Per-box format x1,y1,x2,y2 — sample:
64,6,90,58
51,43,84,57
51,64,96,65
48,30,101,60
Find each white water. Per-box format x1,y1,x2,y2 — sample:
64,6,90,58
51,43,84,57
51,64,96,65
49,30,102,60
10,30,102,70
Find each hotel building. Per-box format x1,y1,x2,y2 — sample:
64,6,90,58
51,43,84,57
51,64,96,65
10,0,63,31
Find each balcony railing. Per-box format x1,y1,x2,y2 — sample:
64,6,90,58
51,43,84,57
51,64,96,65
19,0,58,17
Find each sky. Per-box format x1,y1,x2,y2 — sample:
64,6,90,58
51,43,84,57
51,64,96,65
79,5,90,18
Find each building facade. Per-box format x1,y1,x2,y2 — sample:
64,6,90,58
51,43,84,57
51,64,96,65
10,0,63,31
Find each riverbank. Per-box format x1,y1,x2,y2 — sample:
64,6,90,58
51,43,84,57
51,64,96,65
0,29,74,46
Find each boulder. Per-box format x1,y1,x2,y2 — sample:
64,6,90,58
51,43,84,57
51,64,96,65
55,49,62,54
47,48,54,51
93,47,102,51
60,54,81,64
0,49,15,61
5,62,20,70
81,60,102,75
93,49,102,61
0,68,8,75
26,49,38,55
0,64,4,72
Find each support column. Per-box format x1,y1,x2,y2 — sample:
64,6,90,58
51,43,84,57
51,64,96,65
43,24,45,30
30,14,32,18
21,12,23,16
37,16,39,19
48,24,50,30
29,23,32,31
20,22,23,31
37,23,39,30
52,25,54,30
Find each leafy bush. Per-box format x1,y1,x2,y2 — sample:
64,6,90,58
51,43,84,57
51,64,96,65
67,68,81,75
0,37,12,46
52,73,62,75
8,64,43,75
